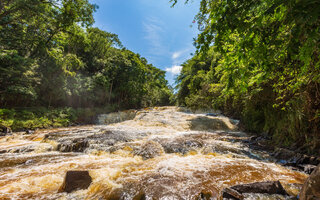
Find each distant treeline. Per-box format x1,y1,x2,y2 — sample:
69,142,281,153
0,0,173,110
173,0,320,154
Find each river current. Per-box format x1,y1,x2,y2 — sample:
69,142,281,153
0,107,307,199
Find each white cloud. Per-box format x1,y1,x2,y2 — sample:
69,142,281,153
171,47,193,65
172,51,183,60
143,17,166,56
166,65,182,75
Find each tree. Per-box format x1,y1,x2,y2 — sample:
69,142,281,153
172,0,320,153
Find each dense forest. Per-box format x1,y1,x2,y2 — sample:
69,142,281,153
0,0,172,130
173,0,320,154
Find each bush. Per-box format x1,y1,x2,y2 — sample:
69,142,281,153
0,107,114,131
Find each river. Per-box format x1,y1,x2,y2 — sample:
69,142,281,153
0,107,307,199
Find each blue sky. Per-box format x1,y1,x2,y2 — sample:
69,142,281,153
91,0,199,86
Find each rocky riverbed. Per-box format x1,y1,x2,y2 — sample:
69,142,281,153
0,107,312,199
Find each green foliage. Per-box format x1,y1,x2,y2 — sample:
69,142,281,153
0,107,115,131
174,0,320,154
0,1,173,112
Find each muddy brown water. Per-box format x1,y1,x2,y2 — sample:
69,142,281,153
0,107,307,199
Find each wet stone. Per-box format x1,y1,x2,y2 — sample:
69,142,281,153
196,191,214,200
276,150,320,174
246,136,274,151
59,171,92,193
57,138,89,152
230,181,288,196
24,130,35,135
45,129,147,153
299,164,320,200
106,183,145,200
222,188,244,200
0,149,7,154
152,136,204,155
134,141,163,160
10,146,36,153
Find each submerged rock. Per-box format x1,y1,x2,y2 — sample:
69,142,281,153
45,129,146,153
299,164,320,200
59,171,92,193
134,141,163,160
155,137,203,155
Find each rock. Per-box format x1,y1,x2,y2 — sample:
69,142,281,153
222,181,289,198
222,188,244,200
97,110,137,125
157,137,203,155
0,149,7,154
45,129,146,153
134,141,163,160
206,113,218,117
106,183,145,200
230,181,288,195
299,164,320,200
59,171,92,193
309,157,320,166
196,191,213,200
0,124,12,136
25,130,34,135
189,116,237,131
11,145,35,153
282,183,303,197
273,148,296,161
280,152,320,174
247,136,274,151
25,159,34,165
57,138,89,152
203,143,243,155
250,136,259,141
300,164,317,175
295,155,320,167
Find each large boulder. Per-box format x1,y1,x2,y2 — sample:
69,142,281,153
222,188,244,200
222,181,288,199
231,181,288,195
59,171,92,193
299,164,320,200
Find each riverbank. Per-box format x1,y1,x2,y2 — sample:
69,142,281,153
0,107,115,133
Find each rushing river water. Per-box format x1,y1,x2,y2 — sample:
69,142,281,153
0,107,307,200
